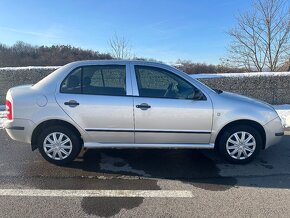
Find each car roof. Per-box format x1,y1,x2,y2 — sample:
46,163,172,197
65,59,166,68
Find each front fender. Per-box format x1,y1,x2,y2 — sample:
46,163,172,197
209,93,279,144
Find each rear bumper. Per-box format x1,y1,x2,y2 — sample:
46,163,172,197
264,116,284,149
4,118,35,144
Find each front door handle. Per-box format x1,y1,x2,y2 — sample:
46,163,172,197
64,100,80,107
136,103,151,110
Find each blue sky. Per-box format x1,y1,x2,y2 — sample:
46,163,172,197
0,0,252,64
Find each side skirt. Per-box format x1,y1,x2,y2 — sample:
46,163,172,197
84,143,215,149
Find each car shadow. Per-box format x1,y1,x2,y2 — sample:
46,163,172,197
66,148,238,191
63,135,290,190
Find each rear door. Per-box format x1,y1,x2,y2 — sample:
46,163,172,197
131,64,213,144
55,64,134,143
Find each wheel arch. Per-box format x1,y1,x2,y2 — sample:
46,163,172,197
215,119,266,149
31,119,83,151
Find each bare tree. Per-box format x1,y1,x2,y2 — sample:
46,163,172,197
109,34,131,59
226,0,290,72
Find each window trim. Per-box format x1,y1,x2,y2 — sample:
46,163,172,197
59,64,128,97
133,65,207,101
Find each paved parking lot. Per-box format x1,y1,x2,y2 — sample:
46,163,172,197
0,129,290,217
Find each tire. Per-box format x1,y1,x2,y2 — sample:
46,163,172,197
37,125,82,165
218,125,262,164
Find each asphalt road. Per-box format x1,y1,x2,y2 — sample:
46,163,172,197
0,129,290,218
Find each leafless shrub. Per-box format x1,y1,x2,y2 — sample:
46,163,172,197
225,0,290,72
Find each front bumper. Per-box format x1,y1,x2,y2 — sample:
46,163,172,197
4,118,35,144
263,116,284,149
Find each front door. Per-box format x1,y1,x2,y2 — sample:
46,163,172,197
132,65,213,144
55,64,134,144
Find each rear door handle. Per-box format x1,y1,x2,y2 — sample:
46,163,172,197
64,100,80,107
136,103,151,110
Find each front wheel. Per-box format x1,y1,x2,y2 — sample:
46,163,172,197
37,126,82,165
218,125,262,164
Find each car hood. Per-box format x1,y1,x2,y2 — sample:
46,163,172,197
220,91,275,110
215,91,280,125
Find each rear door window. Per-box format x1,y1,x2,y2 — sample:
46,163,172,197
60,65,126,96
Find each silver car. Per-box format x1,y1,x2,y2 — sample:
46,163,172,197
4,60,284,165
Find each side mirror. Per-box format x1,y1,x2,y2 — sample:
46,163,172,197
192,89,205,100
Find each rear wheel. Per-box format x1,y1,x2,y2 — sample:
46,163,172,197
37,126,82,165
218,125,262,164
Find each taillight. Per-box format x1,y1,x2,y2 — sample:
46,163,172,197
6,100,12,120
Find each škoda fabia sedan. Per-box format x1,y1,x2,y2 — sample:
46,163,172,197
4,61,284,164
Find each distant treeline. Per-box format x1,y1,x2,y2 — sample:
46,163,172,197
0,41,113,67
0,41,247,74
175,60,246,74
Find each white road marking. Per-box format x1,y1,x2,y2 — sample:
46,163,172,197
0,189,194,198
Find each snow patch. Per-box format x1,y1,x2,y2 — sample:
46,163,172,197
0,106,6,129
273,105,290,128
191,72,290,79
0,111,6,129
0,66,60,71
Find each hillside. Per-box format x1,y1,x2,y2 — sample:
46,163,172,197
0,41,112,67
